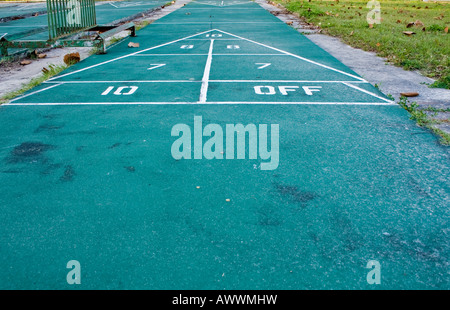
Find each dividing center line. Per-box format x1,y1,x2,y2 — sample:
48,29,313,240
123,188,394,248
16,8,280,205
199,39,214,103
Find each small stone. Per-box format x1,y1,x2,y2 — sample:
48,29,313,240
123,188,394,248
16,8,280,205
128,42,140,48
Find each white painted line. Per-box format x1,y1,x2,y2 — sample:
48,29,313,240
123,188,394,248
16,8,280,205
108,2,119,8
44,80,202,83
42,80,369,84
47,29,217,82
8,83,62,103
132,54,287,56
213,54,286,56
155,22,279,24
341,82,394,104
132,54,209,56
4,101,398,106
214,29,368,82
193,0,252,7
208,80,369,83
199,39,215,103
188,39,243,41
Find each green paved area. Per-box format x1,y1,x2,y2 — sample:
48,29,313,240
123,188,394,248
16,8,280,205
0,2,47,20
0,0,449,290
0,0,168,43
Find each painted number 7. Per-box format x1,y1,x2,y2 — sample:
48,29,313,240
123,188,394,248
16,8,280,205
101,86,138,96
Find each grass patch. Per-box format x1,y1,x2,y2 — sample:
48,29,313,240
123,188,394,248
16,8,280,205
272,0,450,89
0,63,68,105
397,96,450,145
135,20,152,31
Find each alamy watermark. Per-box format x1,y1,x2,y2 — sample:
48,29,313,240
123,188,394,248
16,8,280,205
66,260,81,285
367,1,381,25
171,116,279,170
366,260,381,285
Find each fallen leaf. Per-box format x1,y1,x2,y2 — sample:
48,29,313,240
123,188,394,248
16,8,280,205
376,42,381,47
37,53,47,59
128,42,140,48
286,21,293,25
445,27,449,33
396,20,402,23
414,20,424,27
403,31,416,36
349,31,354,36
406,22,415,28
20,60,31,65
335,14,339,17
400,92,419,97
368,24,373,29
226,199,231,202
42,67,49,74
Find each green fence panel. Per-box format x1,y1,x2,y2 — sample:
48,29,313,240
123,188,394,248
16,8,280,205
46,0,97,40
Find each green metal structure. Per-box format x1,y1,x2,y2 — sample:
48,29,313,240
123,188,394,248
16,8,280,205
0,0,136,56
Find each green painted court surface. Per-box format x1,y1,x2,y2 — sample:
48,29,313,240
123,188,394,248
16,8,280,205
1,0,449,289
0,0,167,42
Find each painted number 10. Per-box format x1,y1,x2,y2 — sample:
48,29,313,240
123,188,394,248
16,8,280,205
101,86,138,96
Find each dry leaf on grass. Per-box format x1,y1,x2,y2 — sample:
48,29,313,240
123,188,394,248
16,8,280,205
20,60,31,65
414,20,424,27
368,24,374,29
403,31,416,36
42,67,49,74
37,53,47,59
445,27,449,34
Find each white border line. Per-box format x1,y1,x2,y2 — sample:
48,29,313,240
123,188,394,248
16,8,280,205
199,39,214,103
48,28,367,84
4,101,398,106
43,80,370,84
9,83,62,103
215,29,367,82
341,82,393,104
47,29,216,82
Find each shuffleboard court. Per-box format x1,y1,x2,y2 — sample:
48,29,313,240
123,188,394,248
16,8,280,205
0,0,449,290
0,0,168,42
0,2,47,20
